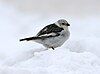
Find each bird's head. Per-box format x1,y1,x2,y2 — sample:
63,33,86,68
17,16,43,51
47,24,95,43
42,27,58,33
57,19,70,26
55,19,70,30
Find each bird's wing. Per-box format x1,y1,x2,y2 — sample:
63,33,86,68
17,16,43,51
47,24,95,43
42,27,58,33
36,23,64,37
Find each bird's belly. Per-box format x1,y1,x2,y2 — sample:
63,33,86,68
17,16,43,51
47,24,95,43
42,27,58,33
43,32,70,48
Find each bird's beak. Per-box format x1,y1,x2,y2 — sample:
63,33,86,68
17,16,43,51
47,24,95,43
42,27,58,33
67,23,70,26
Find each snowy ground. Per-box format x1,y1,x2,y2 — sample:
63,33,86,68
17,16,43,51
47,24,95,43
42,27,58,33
0,2,100,74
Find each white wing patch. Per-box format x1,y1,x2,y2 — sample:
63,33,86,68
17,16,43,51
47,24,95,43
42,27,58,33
38,33,57,37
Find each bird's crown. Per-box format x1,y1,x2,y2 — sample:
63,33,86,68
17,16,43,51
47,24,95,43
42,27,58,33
56,19,70,26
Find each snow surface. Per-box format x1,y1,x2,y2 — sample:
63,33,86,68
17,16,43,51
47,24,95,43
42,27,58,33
1,49,100,74
0,2,100,74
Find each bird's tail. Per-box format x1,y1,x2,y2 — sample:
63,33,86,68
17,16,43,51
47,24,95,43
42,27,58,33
20,37,41,41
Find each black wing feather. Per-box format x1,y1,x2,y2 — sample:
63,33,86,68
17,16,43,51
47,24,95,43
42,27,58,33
37,23,63,36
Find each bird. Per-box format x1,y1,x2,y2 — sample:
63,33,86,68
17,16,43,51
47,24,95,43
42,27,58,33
20,19,70,50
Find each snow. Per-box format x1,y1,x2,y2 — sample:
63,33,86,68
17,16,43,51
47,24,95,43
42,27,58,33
1,49,100,74
0,2,100,74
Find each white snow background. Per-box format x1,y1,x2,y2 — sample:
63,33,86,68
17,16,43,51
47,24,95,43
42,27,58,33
0,2,100,74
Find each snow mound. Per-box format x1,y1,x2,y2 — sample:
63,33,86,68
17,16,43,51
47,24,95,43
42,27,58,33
1,48,100,74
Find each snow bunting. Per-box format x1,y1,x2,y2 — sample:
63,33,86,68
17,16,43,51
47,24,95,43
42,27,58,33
20,19,70,50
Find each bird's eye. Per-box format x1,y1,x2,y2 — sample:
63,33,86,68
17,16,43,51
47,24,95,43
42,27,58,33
62,23,65,25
